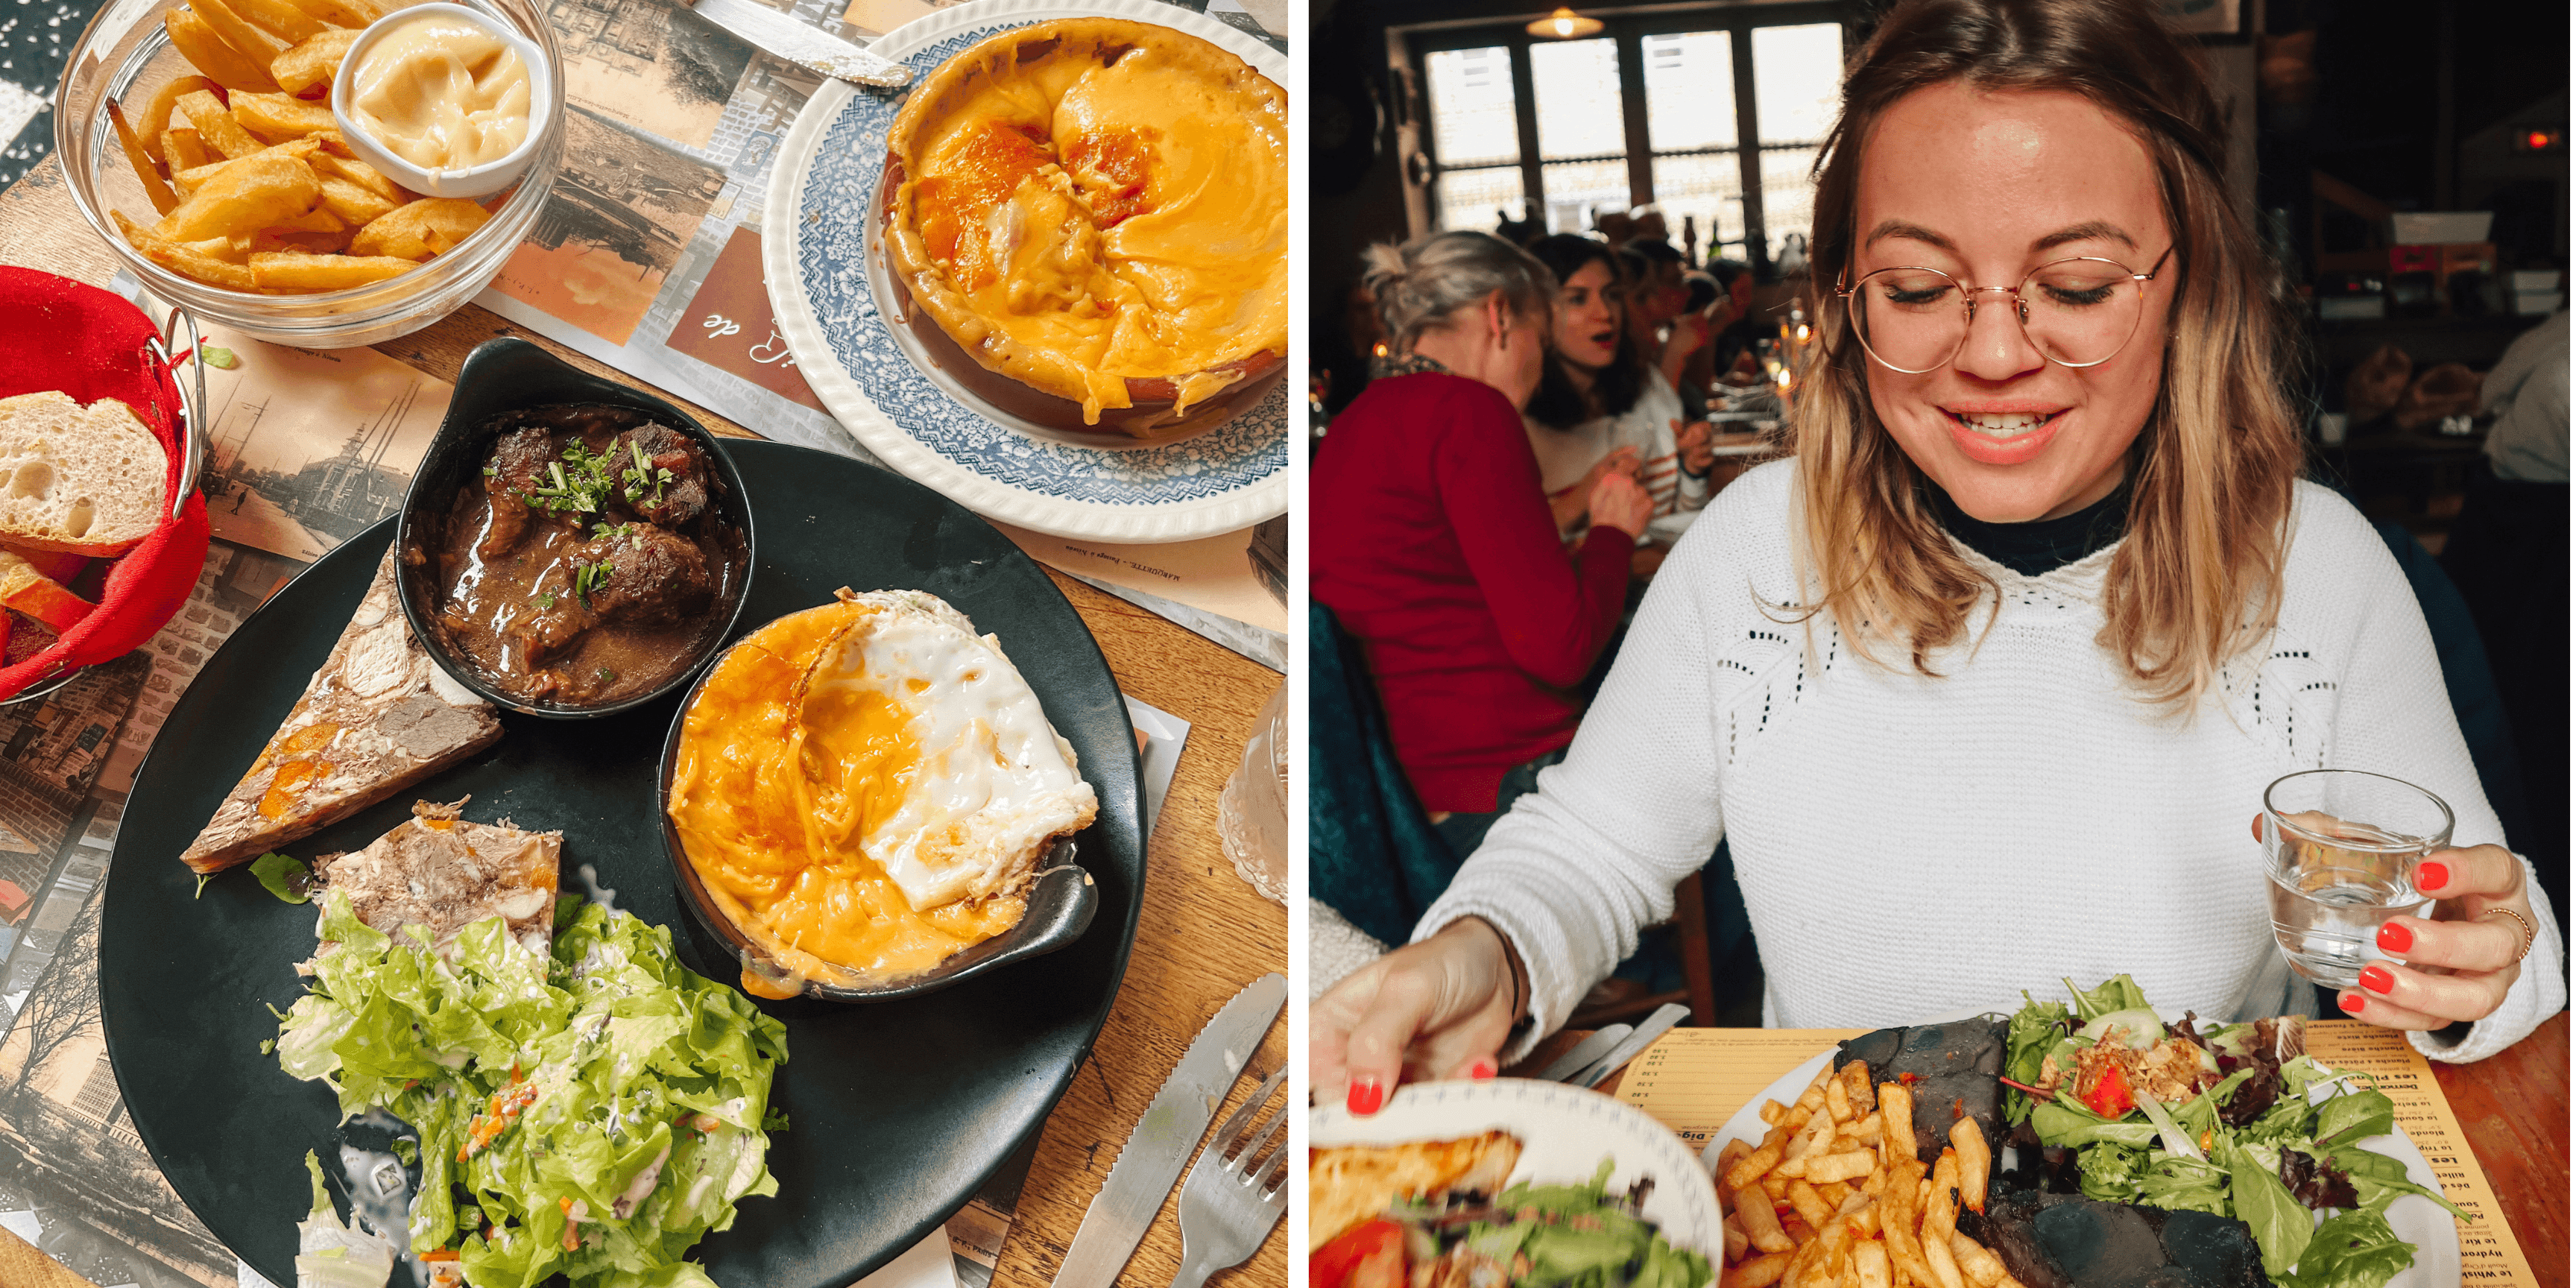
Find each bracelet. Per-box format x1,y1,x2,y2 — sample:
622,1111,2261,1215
2482,906,2536,963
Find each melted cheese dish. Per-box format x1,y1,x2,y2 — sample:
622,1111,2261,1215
1309,1132,1524,1252
350,10,531,173
882,19,1287,425
666,590,1098,997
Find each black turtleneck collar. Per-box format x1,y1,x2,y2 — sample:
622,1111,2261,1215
1926,478,2132,576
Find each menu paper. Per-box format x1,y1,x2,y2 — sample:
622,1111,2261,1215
1614,1025,2542,1288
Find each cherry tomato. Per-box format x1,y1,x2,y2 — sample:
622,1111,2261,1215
1310,1219,1406,1288
2080,1061,2135,1119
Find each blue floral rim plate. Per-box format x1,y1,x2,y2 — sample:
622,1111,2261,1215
763,0,1289,543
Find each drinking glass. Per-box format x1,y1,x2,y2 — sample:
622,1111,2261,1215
2261,769,2454,988
1218,681,1287,903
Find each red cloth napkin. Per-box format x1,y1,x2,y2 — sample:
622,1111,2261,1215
0,268,212,697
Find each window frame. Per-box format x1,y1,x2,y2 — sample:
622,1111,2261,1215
1399,2,1849,277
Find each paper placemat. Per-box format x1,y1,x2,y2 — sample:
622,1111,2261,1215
1614,1025,2541,1288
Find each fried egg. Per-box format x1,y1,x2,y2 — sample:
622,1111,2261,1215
795,590,1099,912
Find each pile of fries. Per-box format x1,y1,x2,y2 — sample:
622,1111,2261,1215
100,0,501,294
1713,1063,2024,1288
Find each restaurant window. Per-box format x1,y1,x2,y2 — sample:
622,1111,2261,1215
1407,8,1848,274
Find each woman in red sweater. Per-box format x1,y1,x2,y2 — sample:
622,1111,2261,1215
1314,230,1653,858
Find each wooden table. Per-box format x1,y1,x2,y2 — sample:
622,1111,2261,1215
0,154,1288,1288
1515,1009,2571,1288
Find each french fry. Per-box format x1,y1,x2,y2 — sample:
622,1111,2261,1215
230,89,336,139
249,226,355,256
269,26,358,95
1949,1119,1990,1214
1786,1180,1834,1232
286,0,384,31
1879,1083,1917,1168
1761,1172,1792,1203
1716,1141,1752,1211
1802,1151,1878,1185
1723,1213,1749,1264
1840,1062,1875,1114
1778,1216,1814,1249
1726,1127,1790,1193
249,250,417,290
152,151,321,242
115,209,259,288
165,127,214,173
1920,1228,1968,1288
1724,1251,1793,1288
105,100,181,216
232,0,326,42
351,196,490,259
1947,1233,2007,1288
176,89,265,160
1853,1243,1892,1288
171,136,321,191
1925,1152,1960,1244
314,173,397,226
1825,1073,1854,1125
136,75,217,163
190,0,290,66
1849,1113,1884,1146
1759,1102,1786,1128
164,8,281,91
1735,1184,1793,1255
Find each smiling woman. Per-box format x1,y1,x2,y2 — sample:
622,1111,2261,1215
1310,0,2564,1123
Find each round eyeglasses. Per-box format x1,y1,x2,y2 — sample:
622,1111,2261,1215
1835,246,2174,373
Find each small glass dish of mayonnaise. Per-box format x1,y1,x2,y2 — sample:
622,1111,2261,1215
332,2,554,200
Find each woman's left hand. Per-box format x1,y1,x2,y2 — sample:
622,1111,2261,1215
1675,420,1715,474
2344,842,2535,1029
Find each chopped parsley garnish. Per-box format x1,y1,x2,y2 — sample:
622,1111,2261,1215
524,441,617,515
622,440,676,506
572,561,615,602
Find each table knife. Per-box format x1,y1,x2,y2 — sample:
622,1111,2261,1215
1535,1024,1632,1083
1574,1003,1691,1089
1051,972,1287,1288
679,0,912,86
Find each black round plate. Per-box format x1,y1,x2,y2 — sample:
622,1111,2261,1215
98,441,1144,1288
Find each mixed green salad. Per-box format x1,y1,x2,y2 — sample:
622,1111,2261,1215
1314,1158,1711,1288
2002,976,2466,1288
274,892,789,1288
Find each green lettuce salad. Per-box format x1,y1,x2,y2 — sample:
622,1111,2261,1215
274,891,789,1288
2004,976,2465,1288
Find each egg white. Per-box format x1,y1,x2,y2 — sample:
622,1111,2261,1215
799,590,1098,911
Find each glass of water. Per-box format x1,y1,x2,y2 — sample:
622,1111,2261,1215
2261,769,2455,988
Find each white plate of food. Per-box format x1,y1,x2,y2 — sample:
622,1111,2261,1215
1699,1011,2460,1288
1310,1078,1725,1284
763,0,1288,543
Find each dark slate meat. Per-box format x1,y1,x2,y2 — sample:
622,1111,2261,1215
1833,1017,2010,1191
576,523,713,626
477,425,558,558
1960,1191,2267,1288
609,423,715,529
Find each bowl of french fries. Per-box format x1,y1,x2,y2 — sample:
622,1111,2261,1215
56,0,563,348
1711,1062,2015,1288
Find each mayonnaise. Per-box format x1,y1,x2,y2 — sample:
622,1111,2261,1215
350,10,531,173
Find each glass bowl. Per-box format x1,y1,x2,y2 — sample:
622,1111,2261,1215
54,0,564,349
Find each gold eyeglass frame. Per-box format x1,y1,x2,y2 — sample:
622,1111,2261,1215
1834,246,2175,374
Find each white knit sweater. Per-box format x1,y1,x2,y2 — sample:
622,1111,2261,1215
1421,460,2566,1064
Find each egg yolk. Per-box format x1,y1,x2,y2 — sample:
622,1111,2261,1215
666,602,1025,988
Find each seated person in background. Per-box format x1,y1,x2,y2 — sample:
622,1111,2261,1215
1521,235,1717,567
2344,342,2481,432
1705,257,1765,385
1620,239,1717,390
1313,230,1652,862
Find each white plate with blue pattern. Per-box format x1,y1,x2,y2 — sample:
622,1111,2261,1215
762,0,1289,543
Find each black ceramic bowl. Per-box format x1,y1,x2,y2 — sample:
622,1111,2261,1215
655,613,1100,1003
395,338,757,719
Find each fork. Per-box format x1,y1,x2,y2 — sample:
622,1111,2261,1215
1167,1067,1287,1288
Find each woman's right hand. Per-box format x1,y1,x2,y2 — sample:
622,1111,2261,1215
1311,918,1522,1114
1588,471,1655,539
1553,448,1642,531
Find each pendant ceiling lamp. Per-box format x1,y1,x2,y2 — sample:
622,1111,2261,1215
1527,7,1603,38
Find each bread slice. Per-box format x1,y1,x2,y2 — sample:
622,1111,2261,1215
180,546,503,874
317,800,561,959
0,391,170,556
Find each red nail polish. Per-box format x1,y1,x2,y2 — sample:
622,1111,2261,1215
1469,1058,1498,1082
2338,991,2366,1013
1347,1079,1384,1115
2358,965,2396,995
2377,921,2414,953
2417,861,2449,893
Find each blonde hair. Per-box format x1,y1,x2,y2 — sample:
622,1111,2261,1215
1790,0,2305,710
1362,230,1556,352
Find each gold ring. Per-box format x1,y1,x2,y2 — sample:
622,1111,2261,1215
2482,906,2536,963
